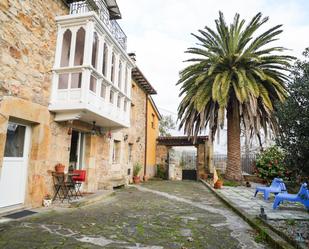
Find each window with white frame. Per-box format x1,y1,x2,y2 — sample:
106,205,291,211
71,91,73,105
118,61,122,89
91,32,99,69
123,100,127,112
124,67,128,94
58,73,69,89
109,90,114,104
102,43,108,76
117,95,121,108
128,143,133,163
89,75,97,92
71,72,82,88
60,29,71,67
112,140,121,163
111,52,115,83
100,83,106,98
74,27,85,66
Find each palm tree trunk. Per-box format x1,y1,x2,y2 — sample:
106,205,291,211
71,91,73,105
225,104,242,181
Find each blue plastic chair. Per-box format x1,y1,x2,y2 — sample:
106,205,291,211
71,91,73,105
254,178,287,200
273,183,309,210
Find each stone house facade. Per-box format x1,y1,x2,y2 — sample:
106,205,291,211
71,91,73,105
0,0,159,211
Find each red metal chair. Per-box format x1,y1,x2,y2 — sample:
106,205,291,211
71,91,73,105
72,170,86,197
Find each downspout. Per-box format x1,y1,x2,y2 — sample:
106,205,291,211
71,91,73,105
143,94,148,181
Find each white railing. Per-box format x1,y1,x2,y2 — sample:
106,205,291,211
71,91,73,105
69,0,127,50
50,67,130,127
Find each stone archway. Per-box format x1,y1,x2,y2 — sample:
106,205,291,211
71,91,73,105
156,136,211,180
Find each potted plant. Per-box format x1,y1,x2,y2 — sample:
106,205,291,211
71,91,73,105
55,163,65,173
200,172,208,180
214,171,224,189
133,163,142,184
42,194,52,207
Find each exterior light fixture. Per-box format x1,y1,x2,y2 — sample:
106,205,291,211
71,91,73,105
136,137,141,143
124,134,128,141
91,121,96,136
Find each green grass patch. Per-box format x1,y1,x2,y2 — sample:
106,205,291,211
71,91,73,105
223,179,241,187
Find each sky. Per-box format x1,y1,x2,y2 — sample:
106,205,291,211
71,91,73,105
116,0,309,152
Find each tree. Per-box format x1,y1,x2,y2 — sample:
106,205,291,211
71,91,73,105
177,12,294,180
159,115,176,136
276,48,309,177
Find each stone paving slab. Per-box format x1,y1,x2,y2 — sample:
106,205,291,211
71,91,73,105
217,183,309,220
0,181,269,249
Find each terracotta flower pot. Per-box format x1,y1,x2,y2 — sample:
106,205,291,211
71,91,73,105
214,180,223,189
133,176,140,184
55,163,65,173
200,173,208,180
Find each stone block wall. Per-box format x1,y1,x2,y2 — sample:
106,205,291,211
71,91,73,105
0,0,68,107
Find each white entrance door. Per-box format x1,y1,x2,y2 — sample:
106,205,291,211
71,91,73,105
0,122,31,208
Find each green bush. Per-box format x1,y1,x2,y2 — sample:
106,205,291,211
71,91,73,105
156,164,166,179
255,146,289,182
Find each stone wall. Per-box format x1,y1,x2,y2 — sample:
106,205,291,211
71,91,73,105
0,0,68,107
122,80,147,179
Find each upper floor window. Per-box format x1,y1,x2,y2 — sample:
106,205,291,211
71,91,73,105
102,43,108,76
100,83,106,99
91,32,99,69
109,90,114,104
112,140,121,164
117,95,121,108
89,75,97,92
124,67,128,94
123,100,127,112
74,27,85,66
118,61,122,89
111,52,115,83
71,72,82,88
151,113,155,129
60,29,72,67
58,73,69,89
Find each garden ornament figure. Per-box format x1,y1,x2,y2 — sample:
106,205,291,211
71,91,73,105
259,206,267,220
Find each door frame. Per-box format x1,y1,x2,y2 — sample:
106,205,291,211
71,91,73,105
1,121,32,208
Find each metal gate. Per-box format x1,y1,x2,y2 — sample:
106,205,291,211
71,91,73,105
182,170,197,180
181,151,197,180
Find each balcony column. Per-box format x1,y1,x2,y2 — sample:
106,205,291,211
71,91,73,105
114,54,119,88
84,21,95,67
97,35,105,75
50,73,59,105
68,27,77,67
120,60,126,93
126,67,132,99
54,25,64,68
81,69,91,104
106,45,113,82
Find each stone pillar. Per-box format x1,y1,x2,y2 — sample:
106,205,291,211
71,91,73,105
205,139,214,173
84,134,98,192
196,143,206,179
155,145,169,176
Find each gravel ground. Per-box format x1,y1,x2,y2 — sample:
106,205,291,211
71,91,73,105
268,219,309,248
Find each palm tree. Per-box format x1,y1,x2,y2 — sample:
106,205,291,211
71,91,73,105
177,12,294,181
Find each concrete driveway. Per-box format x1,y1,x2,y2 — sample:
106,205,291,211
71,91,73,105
0,181,269,248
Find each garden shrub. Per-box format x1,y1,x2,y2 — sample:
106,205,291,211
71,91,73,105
156,164,166,179
255,146,290,182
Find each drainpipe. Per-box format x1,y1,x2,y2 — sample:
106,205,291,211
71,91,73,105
143,94,148,181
